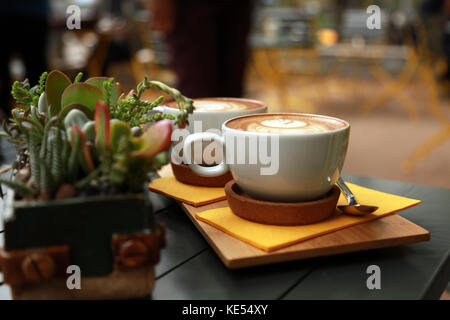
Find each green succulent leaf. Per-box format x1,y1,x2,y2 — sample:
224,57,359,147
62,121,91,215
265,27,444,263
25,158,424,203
74,72,83,83
0,178,35,196
11,79,35,108
82,121,95,142
110,120,131,153
36,72,48,96
59,103,94,119
38,93,49,114
74,167,100,190
85,77,121,106
61,83,103,112
70,125,95,174
64,109,90,136
45,70,71,116
130,136,146,152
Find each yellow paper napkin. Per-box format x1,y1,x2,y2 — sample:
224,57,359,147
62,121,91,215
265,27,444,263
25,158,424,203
148,176,226,207
195,182,421,252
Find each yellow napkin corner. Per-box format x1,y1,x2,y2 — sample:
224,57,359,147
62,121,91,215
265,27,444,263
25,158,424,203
195,182,421,252
148,176,226,207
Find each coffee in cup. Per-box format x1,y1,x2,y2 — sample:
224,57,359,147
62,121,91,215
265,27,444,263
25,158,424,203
164,97,268,133
227,114,344,134
183,113,350,202
186,100,251,112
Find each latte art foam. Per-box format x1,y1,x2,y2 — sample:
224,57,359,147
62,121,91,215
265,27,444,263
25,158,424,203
227,114,346,134
193,100,247,112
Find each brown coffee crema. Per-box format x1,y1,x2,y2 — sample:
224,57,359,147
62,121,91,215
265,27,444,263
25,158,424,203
227,114,347,134
166,98,264,112
193,100,248,111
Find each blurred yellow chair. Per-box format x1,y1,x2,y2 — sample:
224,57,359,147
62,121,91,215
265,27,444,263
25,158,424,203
401,20,450,173
355,18,449,173
250,45,321,113
403,63,450,173
361,46,420,121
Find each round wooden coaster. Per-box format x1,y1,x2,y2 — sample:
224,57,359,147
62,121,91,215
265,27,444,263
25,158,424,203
225,180,340,226
171,161,233,187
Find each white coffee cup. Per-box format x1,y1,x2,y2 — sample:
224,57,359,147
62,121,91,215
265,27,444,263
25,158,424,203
156,98,267,165
155,97,267,133
183,113,350,202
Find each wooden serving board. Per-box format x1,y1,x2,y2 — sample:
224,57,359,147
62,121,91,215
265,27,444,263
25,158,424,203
157,166,430,269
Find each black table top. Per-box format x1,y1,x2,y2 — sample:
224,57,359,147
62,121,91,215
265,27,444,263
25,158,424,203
150,174,450,300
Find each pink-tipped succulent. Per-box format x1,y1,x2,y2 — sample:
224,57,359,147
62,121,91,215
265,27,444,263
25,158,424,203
131,119,172,161
94,101,110,155
70,124,95,173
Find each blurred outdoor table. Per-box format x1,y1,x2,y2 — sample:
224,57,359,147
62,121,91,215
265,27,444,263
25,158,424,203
0,137,449,299
251,33,409,61
251,33,410,76
251,33,311,48
317,43,409,61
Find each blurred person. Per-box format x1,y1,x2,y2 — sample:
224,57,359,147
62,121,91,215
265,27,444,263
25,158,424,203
0,0,50,119
99,0,131,76
149,0,254,98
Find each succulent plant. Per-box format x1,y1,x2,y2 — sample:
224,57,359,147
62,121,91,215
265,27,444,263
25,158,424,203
0,70,192,200
69,102,173,194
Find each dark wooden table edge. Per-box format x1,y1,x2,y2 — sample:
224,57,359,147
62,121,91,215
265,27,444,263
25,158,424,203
422,251,450,299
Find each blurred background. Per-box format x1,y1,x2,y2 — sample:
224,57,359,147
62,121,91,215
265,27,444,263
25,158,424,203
0,0,449,191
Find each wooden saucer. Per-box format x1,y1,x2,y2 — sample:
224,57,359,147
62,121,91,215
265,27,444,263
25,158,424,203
171,161,233,187
225,180,340,226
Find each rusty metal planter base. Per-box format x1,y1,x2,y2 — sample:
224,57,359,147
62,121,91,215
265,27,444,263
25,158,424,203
9,266,155,300
0,188,165,299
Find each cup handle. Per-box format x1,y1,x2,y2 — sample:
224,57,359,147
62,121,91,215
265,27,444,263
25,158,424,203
183,132,229,177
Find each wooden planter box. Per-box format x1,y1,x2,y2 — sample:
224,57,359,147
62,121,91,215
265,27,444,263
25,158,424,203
0,188,165,299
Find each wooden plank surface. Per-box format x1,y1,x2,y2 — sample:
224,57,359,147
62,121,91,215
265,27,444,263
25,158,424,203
157,165,430,269
181,201,430,268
